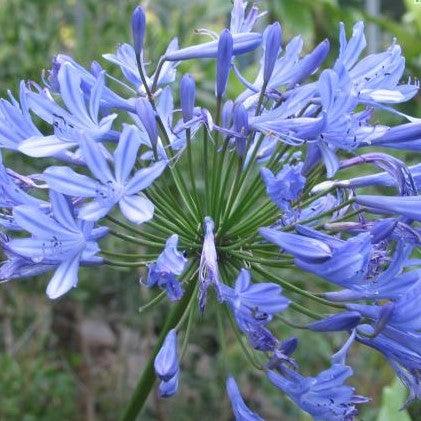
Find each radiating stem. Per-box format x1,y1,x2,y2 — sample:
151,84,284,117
104,259,152,267
109,230,164,249
202,128,210,214
106,215,168,243
252,264,346,309
185,128,200,216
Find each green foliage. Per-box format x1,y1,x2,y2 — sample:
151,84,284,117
377,378,412,421
0,353,77,420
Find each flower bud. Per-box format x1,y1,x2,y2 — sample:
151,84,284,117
158,369,180,398
263,22,282,85
131,6,146,56
179,74,196,123
154,329,179,382
90,61,103,77
215,29,233,98
233,103,249,156
135,97,158,149
221,100,234,129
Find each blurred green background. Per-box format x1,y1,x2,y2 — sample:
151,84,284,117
0,0,420,420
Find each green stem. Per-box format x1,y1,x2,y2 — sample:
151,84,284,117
210,98,222,216
104,259,151,267
151,58,165,93
106,216,167,243
285,198,355,231
109,230,164,249
252,264,346,309
149,185,197,233
185,128,200,216
101,250,158,260
139,291,167,315
202,128,210,214
289,302,322,320
224,306,263,371
120,263,198,421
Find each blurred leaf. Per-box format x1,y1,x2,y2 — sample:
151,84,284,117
403,0,421,33
377,378,412,421
268,0,315,44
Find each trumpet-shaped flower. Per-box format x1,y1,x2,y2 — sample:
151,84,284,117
42,126,166,223
6,191,106,298
19,64,117,157
147,234,187,301
220,268,289,324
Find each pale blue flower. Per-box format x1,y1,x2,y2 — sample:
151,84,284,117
42,126,166,223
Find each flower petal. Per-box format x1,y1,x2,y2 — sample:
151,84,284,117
113,125,140,182
78,200,114,222
46,252,81,299
19,135,75,157
125,160,167,195
118,193,154,224
43,166,98,197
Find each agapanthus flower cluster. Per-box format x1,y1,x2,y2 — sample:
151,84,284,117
1,1,420,419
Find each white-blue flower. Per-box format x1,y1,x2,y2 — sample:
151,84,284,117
42,125,167,223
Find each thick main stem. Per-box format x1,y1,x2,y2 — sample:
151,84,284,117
120,265,197,421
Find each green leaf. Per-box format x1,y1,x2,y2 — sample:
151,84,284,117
377,378,412,421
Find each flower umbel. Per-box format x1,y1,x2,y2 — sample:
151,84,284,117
1,1,420,420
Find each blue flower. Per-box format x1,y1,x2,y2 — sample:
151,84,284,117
135,97,158,151
131,6,146,56
46,54,131,110
103,40,179,94
215,30,233,98
372,122,421,151
236,37,329,108
0,153,47,229
335,21,419,107
262,22,282,85
261,162,305,212
42,125,167,223
355,194,421,221
232,103,250,156
315,158,421,195
6,191,106,298
198,217,222,312
154,329,179,382
308,311,362,332
267,334,368,421
164,32,261,62
237,319,278,352
267,364,368,421
349,280,421,334
324,240,416,302
158,368,180,398
260,228,373,289
230,0,262,34
259,228,332,261
226,376,263,421
0,233,54,282
19,64,117,157
179,74,196,123
0,82,45,151
146,234,187,301
357,325,421,405
221,268,289,324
